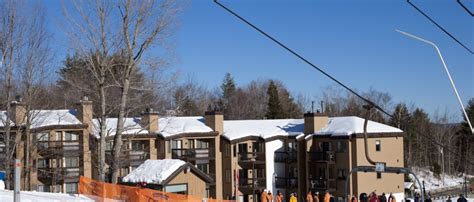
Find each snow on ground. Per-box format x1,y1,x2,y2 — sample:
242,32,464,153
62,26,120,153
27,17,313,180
122,159,186,184
0,190,93,202
409,167,471,191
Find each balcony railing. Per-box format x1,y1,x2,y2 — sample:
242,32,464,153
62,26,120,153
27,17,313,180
171,148,215,159
238,178,266,190
37,141,81,152
307,151,336,163
37,167,81,180
275,177,298,188
238,152,265,162
274,151,297,163
309,178,337,190
105,150,150,166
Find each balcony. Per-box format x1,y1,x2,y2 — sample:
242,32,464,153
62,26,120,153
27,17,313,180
238,152,266,168
274,151,297,163
37,167,81,181
238,178,266,193
37,141,81,157
310,178,337,191
275,177,298,188
171,148,215,160
106,150,150,167
307,151,336,163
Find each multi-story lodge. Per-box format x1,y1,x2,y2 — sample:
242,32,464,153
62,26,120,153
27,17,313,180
0,97,404,201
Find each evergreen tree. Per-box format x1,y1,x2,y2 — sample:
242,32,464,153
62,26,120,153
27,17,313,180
218,73,236,118
266,80,284,119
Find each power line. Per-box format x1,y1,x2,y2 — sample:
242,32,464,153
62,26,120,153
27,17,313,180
407,0,474,54
457,0,474,17
213,0,391,118
213,0,474,167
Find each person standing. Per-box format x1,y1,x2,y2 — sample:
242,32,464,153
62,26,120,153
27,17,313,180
380,193,387,202
268,191,273,202
314,192,320,202
329,194,335,202
351,195,358,202
307,190,314,202
261,190,268,202
324,191,330,202
276,191,283,202
290,193,297,202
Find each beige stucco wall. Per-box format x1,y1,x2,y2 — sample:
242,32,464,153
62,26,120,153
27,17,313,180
168,170,208,198
354,136,404,196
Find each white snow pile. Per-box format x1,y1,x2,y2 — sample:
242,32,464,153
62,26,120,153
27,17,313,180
315,116,403,136
92,117,148,138
122,159,186,184
223,119,304,141
409,167,472,191
157,116,213,137
0,190,93,202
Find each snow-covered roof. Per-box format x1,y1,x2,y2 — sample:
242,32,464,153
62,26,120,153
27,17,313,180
0,109,82,129
122,159,186,184
92,117,148,138
404,182,414,189
156,116,213,137
314,116,403,136
92,116,213,138
30,110,82,129
223,119,304,141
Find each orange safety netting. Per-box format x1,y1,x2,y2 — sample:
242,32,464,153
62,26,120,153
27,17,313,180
79,176,235,202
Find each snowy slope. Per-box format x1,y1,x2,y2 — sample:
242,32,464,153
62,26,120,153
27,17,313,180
409,167,471,191
0,190,93,202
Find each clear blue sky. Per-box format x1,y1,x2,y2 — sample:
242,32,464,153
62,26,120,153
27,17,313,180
44,0,473,122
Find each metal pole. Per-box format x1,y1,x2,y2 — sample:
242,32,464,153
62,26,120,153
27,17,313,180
14,159,20,202
396,29,474,134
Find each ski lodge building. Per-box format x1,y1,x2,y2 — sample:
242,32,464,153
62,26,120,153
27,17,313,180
0,96,405,202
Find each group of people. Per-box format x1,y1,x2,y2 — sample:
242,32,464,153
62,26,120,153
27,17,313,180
259,189,338,202
360,192,397,202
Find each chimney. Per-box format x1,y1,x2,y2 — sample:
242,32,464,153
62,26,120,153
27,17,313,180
76,96,93,131
140,108,159,133
9,96,26,125
304,112,328,134
204,111,223,135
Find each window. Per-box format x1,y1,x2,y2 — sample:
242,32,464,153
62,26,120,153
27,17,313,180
65,183,78,194
336,141,347,152
196,140,209,149
131,141,147,151
288,141,297,152
188,139,195,149
197,163,209,174
64,157,79,168
375,140,381,151
377,172,382,179
106,142,113,151
164,184,187,194
37,185,50,192
337,169,347,180
172,140,182,149
238,143,247,154
233,145,236,157
36,133,49,141
64,132,78,141
253,142,264,152
37,159,49,168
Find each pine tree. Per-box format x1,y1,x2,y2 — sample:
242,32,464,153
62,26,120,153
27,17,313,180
266,80,284,119
218,73,236,118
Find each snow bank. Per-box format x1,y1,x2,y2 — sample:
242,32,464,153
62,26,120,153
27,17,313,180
0,190,93,202
223,119,304,141
409,167,471,191
122,159,186,184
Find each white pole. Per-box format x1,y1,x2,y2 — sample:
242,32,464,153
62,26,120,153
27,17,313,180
396,29,474,134
14,159,21,202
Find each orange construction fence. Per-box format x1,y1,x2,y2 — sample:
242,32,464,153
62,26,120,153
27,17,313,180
79,176,236,202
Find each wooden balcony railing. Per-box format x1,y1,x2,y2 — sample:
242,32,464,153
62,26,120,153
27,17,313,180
309,178,337,190
37,167,81,180
275,177,298,188
307,151,336,163
274,151,297,163
171,148,215,159
238,178,266,190
238,152,265,162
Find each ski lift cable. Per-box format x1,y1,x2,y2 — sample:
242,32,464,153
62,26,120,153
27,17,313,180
213,0,474,166
457,0,474,17
213,0,392,118
407,0,474,54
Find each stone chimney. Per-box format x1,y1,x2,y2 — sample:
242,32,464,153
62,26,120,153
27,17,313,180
204,111,223,135
9,97,26,125
304,112,328,134
140,108,159,133
76,96,93,131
